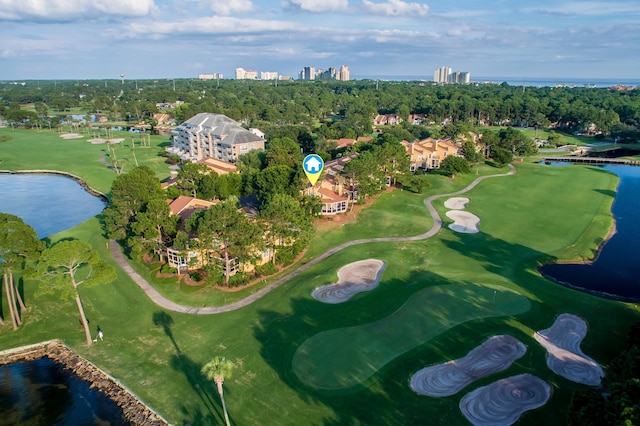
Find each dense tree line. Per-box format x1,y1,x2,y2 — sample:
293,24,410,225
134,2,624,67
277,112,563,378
2,79,639,141
567,322,640,425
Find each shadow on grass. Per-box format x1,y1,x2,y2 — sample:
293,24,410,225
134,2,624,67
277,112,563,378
170,353,224,426
442,231,552,284
153,310,180,353
253,268,534,425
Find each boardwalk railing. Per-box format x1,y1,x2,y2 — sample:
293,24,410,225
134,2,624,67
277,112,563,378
540,156,640,166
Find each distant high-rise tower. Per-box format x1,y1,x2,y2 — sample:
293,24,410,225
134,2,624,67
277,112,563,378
433,66,469,84
302,66,315,80
338,65,350,81
433,66,452,84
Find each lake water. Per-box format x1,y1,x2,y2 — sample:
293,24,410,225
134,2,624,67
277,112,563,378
0,358,128,426
539,165,640,301
0,173,106,238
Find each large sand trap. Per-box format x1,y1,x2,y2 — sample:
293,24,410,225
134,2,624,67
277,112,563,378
446,210,480,233
459,373,551,426
534,313,603,386
444,197,470,210
60,133,83,139
410,335,526,397
311,259,386,304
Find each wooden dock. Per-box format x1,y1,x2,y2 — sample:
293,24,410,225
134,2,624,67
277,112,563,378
540,156,640,166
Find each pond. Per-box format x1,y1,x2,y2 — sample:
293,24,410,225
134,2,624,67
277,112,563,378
539,164,640,301
0,173,106,238
0,357,128,426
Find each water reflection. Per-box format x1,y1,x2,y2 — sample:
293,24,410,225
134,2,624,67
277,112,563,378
0,358,128,426
0,174,106,238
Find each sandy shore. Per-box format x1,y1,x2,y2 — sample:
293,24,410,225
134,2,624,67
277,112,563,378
444,197,470,210
410,334,526,397
459,373,551,426
446,210,481,233
311,259,386,303
534,313,604,386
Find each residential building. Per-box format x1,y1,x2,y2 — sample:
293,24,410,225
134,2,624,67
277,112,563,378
235,68,258,80
374,114,402,126
433,66,471,84
168,113,265,163
198,73,223,80
303,154,357,215
338,65,350,81
260,71,279,80
301,66,315,80
403,138,461,170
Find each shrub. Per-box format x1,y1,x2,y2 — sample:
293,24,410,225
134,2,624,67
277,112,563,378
256,262,277,277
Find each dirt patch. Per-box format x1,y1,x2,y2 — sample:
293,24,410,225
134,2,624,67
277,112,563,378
410,335,527,397
459,373,551,426
534,313,604,386
311,259,386,303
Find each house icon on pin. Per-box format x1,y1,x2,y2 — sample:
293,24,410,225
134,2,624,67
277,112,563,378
304,155,323,173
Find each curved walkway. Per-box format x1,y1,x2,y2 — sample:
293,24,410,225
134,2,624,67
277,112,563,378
110,165,517,314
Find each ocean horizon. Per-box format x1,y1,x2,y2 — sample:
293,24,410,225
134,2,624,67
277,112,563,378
352,75,640,88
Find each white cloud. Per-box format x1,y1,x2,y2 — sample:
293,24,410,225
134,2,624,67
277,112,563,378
361,0,429,17
0,0,155,21
198,0,254,15
528,1,640,16
282,0,349,12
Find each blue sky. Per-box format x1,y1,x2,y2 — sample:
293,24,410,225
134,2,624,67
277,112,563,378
1,0,639,81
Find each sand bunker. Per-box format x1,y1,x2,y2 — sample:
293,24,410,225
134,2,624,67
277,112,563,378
311,259,386,303
446,210,480,233
410,335,526,397
444,197,470,210
88,138,124,145
534,313,603,386
60,133,83,139
459,373,551,426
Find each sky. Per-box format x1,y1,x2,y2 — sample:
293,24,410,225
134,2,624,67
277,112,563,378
1,0,639,81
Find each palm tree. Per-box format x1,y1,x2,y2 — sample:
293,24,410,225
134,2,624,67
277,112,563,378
201,356,234,426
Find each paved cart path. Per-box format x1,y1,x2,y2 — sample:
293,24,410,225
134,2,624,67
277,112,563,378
110,165,516,314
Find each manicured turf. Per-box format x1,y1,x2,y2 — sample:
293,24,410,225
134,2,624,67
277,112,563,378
293,283,530,390
0,128,172,193
1,129,640,425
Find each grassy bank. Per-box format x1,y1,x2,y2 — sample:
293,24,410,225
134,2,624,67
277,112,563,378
1,130,639,425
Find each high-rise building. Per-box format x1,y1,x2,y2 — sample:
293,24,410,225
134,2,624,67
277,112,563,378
301,66,315,80
199,73,223,80
260,71,279,80
235,68,258,80
338,65,350,81
433,66,470,84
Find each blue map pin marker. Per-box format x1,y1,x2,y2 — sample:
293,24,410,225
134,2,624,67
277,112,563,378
303,154,324,186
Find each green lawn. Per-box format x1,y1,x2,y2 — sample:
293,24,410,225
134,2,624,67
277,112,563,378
1,131,639,425
0,128,172,193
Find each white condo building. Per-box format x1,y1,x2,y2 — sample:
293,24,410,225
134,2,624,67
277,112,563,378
433,66,470,84
260,71,279,80
168,113,265,163
235,68,258,80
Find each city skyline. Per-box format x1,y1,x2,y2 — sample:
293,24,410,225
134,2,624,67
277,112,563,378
1,0,639,81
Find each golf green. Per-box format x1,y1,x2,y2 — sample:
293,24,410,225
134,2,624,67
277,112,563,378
292,283,531,390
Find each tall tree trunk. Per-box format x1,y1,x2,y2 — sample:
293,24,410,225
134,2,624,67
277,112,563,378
224,247,230,285
4,273,18,330
74,289,93,346
7,272,21,326
12,274,26,312
216,379,230,426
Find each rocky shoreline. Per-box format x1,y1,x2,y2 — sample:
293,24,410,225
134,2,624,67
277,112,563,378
0,340,169,426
